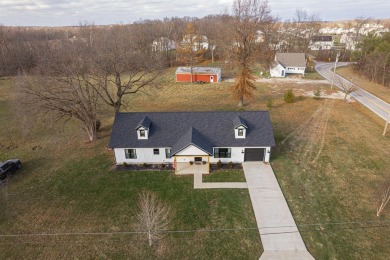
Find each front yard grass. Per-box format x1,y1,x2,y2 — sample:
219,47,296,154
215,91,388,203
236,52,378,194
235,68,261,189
203,170,246,182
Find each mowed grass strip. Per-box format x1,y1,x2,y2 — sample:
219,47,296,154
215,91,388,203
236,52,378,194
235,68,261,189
337,66,390,103
203,170,246,183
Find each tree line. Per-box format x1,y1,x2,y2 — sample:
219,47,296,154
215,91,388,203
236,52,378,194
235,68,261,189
353,32,390,87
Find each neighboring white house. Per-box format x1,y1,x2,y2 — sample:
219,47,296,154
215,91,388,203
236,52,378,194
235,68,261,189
340,33,358,51
109,111,275,175
309,35,333,50
270,53,306,77
152,37,177,52
182,34,210,51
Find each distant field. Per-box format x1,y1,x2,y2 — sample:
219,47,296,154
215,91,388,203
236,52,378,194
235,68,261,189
0,74,389,259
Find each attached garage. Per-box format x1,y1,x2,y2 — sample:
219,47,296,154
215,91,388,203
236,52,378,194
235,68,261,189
244,148,265,162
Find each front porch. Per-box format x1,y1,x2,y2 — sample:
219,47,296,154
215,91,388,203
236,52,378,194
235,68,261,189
174,156,210,175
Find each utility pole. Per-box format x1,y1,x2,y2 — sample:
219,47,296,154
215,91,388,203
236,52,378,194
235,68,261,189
383,114,390,136
330,51,340,90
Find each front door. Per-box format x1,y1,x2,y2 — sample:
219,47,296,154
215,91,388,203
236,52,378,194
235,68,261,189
210,76,214,83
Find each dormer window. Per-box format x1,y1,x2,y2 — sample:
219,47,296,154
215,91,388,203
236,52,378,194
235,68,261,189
233,116,248,139
235,126,246,138
135,116,151,140
137,127,148,139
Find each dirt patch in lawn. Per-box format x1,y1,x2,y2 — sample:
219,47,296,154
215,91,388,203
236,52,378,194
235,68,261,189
281,99,335,165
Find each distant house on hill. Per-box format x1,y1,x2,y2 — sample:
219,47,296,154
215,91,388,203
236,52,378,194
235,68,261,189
175,67,221,83
270,53,306,77
340,33,358,51
309,35,333,50
152,37,177,52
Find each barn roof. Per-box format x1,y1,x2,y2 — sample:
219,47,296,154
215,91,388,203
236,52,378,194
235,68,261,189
175,67,221,75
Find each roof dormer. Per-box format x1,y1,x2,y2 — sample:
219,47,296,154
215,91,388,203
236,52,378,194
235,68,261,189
233,116,248,139
135,116,151,140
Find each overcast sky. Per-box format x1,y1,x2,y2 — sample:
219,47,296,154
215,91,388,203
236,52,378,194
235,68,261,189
0,0,389,27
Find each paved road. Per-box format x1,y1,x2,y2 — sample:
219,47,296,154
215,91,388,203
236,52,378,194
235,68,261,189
243,162,314,260
315,62,390,121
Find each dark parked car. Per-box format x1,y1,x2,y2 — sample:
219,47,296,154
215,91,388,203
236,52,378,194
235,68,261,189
0,159,22,180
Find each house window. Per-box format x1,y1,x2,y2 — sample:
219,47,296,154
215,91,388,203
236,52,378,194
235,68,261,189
214,148,231,158
125,149,137,159
194,157,202,164
238,129,244,136
165,148,172,158
153,148,160,155
139,130,145,137
194,157,202,162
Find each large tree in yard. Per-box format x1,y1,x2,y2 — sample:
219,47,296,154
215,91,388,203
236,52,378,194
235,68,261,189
225,0,276,106
91,25,165,112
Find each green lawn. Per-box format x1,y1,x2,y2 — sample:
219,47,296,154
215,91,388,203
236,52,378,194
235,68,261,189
1,73,390,259
203,170,246,182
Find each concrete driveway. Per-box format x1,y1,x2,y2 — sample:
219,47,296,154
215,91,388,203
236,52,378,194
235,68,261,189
243,162,314,259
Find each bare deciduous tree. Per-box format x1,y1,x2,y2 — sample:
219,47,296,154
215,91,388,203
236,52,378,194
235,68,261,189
222,0,275,106
91,25,165,112
287,9,321,52
136,191,172,247
337,77,356,101
16,74,100,142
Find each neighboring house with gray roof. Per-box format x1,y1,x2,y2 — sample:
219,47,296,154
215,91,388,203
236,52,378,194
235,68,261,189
309,35,333,51
270,53,306,77
109,111,275,175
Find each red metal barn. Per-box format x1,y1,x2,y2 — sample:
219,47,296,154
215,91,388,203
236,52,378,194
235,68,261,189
175,67,221,83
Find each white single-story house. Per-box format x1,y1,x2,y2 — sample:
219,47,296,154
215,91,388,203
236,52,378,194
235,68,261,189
309,35,333,51
270,53,306,77
109,111,275,175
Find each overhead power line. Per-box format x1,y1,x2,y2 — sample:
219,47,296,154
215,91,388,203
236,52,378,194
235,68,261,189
0,220,389,238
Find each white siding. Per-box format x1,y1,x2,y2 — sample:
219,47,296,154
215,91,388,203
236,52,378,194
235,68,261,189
175,145,209,156
285,67,305,75
114,146,272,165
175,156,208,163
114,148,173,165
270,63,285,77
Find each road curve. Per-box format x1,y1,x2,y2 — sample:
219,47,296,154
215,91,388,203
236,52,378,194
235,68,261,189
315,62,390,121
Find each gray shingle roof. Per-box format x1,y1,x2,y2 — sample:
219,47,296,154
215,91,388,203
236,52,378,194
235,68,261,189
136,116,151,129
109,111,275,149
275,53,306,68
172,127,213,155
233,116,248,129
